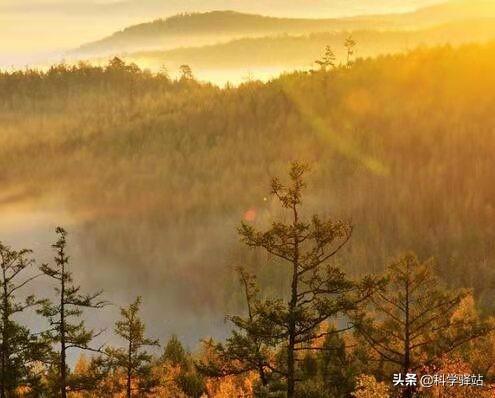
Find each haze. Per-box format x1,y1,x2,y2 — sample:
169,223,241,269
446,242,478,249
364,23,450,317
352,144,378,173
1,0,442,67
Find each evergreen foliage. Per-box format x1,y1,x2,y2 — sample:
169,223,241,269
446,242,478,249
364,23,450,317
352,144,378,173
38,227,107,398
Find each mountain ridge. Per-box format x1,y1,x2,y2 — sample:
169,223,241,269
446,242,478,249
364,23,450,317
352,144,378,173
72,1,495,57
72,10,380,56
77,17,495,87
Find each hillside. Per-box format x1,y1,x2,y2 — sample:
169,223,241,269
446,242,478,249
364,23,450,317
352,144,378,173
399,0,495,24
1,42,495,320
352,0,495,26
72,11,385,57
72,0,495,57
123,18,495,74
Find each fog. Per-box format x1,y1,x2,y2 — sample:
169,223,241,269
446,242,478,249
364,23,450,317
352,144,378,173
0,200,233,365
0,0,443,67
2,0,494,375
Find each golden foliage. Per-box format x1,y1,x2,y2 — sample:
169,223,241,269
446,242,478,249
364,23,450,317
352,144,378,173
352,374,390,398
153,363,188,398
421,356,493,398
205,372,257,398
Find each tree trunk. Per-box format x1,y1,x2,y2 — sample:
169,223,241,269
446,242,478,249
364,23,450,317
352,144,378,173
287,261,298,398
403,261,412,398
127,368,132,398
0,275,8,398
287,205,300,398
60,264,67,398
127,339,132,398
258,365,268,386
0,348,5,398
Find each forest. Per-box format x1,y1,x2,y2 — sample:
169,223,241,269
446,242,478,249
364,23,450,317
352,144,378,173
124,18,495,73
71,1,495,58
1,162,495,398
63,1,495,85
1,38,495,397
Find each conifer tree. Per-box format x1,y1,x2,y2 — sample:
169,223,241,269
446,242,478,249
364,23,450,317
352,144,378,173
0,243,46,397
179,64,194,80
197,267,271,387
356,253,490,398
162,335,188,369
162,335,206,397
315,45,336,70
344,35,357,66
235,162,379,398
107,56,126,71
105,296,159,398
38,227,106,398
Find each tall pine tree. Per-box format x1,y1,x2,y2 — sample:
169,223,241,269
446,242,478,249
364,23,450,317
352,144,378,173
315,45,336,70
39,227,106,398
235,162,379,398
105,296,159,398
197,267,271,388
356,253,490,398
0,243,47,397
344,35,357,66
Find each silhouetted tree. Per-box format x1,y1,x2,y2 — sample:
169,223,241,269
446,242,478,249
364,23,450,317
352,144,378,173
105,296,159,398
158,65,170,81
235,162,379,398
179,64,194,80
107,57,126,71
345,35,357,66
0,243,46,397
356,253,491,398
38,227,106,398
315,45,336,70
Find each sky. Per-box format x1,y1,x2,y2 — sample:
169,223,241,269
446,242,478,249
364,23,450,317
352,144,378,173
0,0,443,67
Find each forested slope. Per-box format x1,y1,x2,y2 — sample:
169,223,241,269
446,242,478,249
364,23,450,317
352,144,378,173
72,1,495,56
125,18,495,71
73,11,359,56
1,42,494,311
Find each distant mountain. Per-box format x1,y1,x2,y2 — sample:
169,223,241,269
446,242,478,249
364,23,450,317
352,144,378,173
110,18,495,73
71,11,387,57
71,1,495,57
402,0,495,24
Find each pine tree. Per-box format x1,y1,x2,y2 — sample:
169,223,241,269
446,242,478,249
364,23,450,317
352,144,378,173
0,243,47,397
315,45,336,71
197,267,271,387
179,64,194,80
162,335,188,369
38,227,106,398
105,296,159,398
235,162,379,398
344,35,357,66
68,353,115,397
317,327,358,398
161,335,206,397
356,253,490,398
